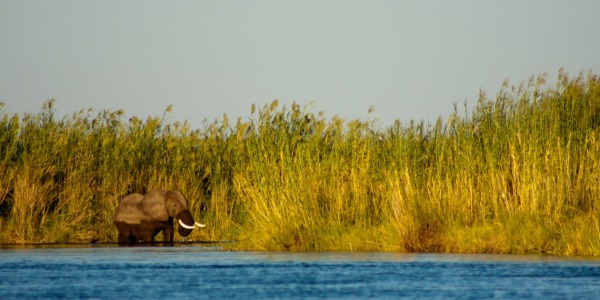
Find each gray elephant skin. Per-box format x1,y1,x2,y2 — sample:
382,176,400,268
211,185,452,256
113,189,205,244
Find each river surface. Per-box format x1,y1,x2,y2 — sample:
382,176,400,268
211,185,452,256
1,244,599,299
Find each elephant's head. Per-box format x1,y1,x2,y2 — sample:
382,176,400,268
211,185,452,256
165,190,206,237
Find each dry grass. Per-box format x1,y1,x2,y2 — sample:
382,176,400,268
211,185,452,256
1,69,599,255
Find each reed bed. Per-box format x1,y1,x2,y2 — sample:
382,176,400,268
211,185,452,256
1,69,599,255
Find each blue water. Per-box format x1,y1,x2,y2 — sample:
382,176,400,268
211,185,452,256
1,245,599,299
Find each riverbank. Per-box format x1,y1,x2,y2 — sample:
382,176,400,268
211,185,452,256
1,69,599,255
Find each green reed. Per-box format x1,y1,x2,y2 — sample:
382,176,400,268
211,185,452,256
0,69,599,255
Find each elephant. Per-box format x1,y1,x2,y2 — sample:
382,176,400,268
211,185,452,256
113,189,205,244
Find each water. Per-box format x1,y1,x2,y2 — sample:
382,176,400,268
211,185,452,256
1,245,599,299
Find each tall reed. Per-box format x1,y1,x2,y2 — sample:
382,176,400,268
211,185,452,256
0,69,599,255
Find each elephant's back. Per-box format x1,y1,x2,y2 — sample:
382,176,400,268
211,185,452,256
113,193,144,224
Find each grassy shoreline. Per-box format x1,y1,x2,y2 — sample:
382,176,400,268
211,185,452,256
1,69,599,255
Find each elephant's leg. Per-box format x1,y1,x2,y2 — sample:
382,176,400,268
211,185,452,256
115,221,136,245
118,232,129,243
163,223,174,244
138,221,153,243
130,224,142,244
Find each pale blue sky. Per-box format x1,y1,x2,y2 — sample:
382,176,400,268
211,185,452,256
1,1,599,128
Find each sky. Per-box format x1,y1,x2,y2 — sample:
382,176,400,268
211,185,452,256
1,1,599,129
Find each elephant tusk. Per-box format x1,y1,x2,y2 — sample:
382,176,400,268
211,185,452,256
195,222,206,228
178,219,195,229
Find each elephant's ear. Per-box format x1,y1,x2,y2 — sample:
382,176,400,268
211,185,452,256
165,190,188,217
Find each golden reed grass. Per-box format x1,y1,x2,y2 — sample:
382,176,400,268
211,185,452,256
1,69,599,255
